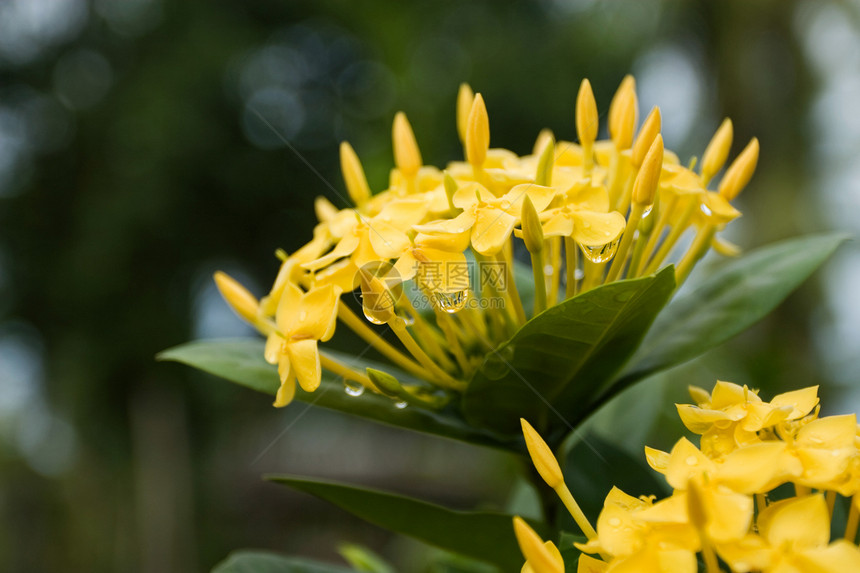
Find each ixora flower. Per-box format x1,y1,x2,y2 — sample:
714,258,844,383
212,76,760,408
516,381,860,573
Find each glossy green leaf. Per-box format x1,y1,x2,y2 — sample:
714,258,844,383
462,267,675,436
267,475,549,570
609,233,848,397
157,340,519,451
212,551,354,573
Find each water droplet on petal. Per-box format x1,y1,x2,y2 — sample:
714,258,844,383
543,264,554,276
343,379,365,397
574,268,585,280
434,290,469,313
580,238,620,263
685,455,699,466
362,309,388,325
700,202,713,216
500,200,511,210
299,310,308,321
608,517,622,527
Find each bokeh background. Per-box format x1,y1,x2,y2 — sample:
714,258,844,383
1,0,859,570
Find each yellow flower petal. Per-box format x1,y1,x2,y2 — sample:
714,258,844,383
302,229,361,272
286,339,322,393
368,219,411,259
571,210,626,246
504,183,556,215
542,212,574,238
770,386,820,420
799,540,860,572
797,414,857,449
719,442,789,493
264,333,283,365
290,285,340,342
665,438,715,490
276,283,304,334
759,494,830,549
576,554,608,573
471,207,516,255
676,404,729,434
452,182,494,209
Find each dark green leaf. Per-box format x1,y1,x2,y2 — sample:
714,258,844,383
338,544,393,573
462,267,675,435
212,551,354,573
611,233,849,395
157,339,519,451
267,475,549,570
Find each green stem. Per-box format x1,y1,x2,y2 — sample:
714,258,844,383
675,225,716,285
643,195,697,275
636,193,678,276
548,237,561,307
530,248,547,316
565,236,578,298
390,318,465,391
337,303,426,381
320,352,378,392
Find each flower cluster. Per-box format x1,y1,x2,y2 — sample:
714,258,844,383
516,381,860,572
214,77,759,407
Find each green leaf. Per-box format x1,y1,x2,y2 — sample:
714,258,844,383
157,339,519,451
338,544,393,573
212,551,354,573
267,475,549,570
610,233,849,396
461,267,676,436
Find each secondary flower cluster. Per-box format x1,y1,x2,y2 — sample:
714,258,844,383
214,77,759,407
516,381,860,572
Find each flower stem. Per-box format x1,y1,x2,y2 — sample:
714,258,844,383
635,193,678,276
549,236,561,306
319,352,378,392
643,195,697,275
389,318,465,391
337,302,426,380
530,248,547,316
500,242,527,324
675,224,716,285
846,495,859,542
555,483,597,540
434,310,471,375
565,236,579,298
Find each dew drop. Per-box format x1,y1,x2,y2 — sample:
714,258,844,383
434,290,469,314
685,455,699,466
500,200,511,210
343,379,365,397
641,205,653,217
608,517,622,527
394,400,408,409
700,202,713,217
574,268,585,280
580,238,620,263
362,309,387,325
299,310,308,321
543,264,554,276
398,312,415,326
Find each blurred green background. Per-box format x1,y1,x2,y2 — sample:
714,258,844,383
1,0,859,570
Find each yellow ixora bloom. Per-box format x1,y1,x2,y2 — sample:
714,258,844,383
514,382,860,573
214,77,759,406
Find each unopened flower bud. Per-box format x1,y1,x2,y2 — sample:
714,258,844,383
214,271,260,325
521,196,545,255
466,93,490,168
576,79,598,149
513,517,563,573
339,141,371,206
393,112,422,179
609,76,638,150
357,267,397,324
632,106,662,168
632,134,664,206
719,138,759,201
456,83,474,144
535,135,555,186
521,419,564,489
701,118,733,184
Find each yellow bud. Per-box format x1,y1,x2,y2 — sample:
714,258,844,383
520,419,564,489
357,267,397,324
576,79,598,148
339,141,371,206
632,106,662,168
719,137,759,201
466,93,490,167
513,517,563,573
214,271,260,325
535,135,555,186
314,196,338,223
456,83,474,144
521,195,544,255
632,134,664,206
609,76,638,150
533,128,555,156
701,119,733,185
392,111,422,179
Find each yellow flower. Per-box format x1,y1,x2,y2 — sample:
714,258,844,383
677,381,819,458
264,283,340,407
537,181,626,249
718,495,860,573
